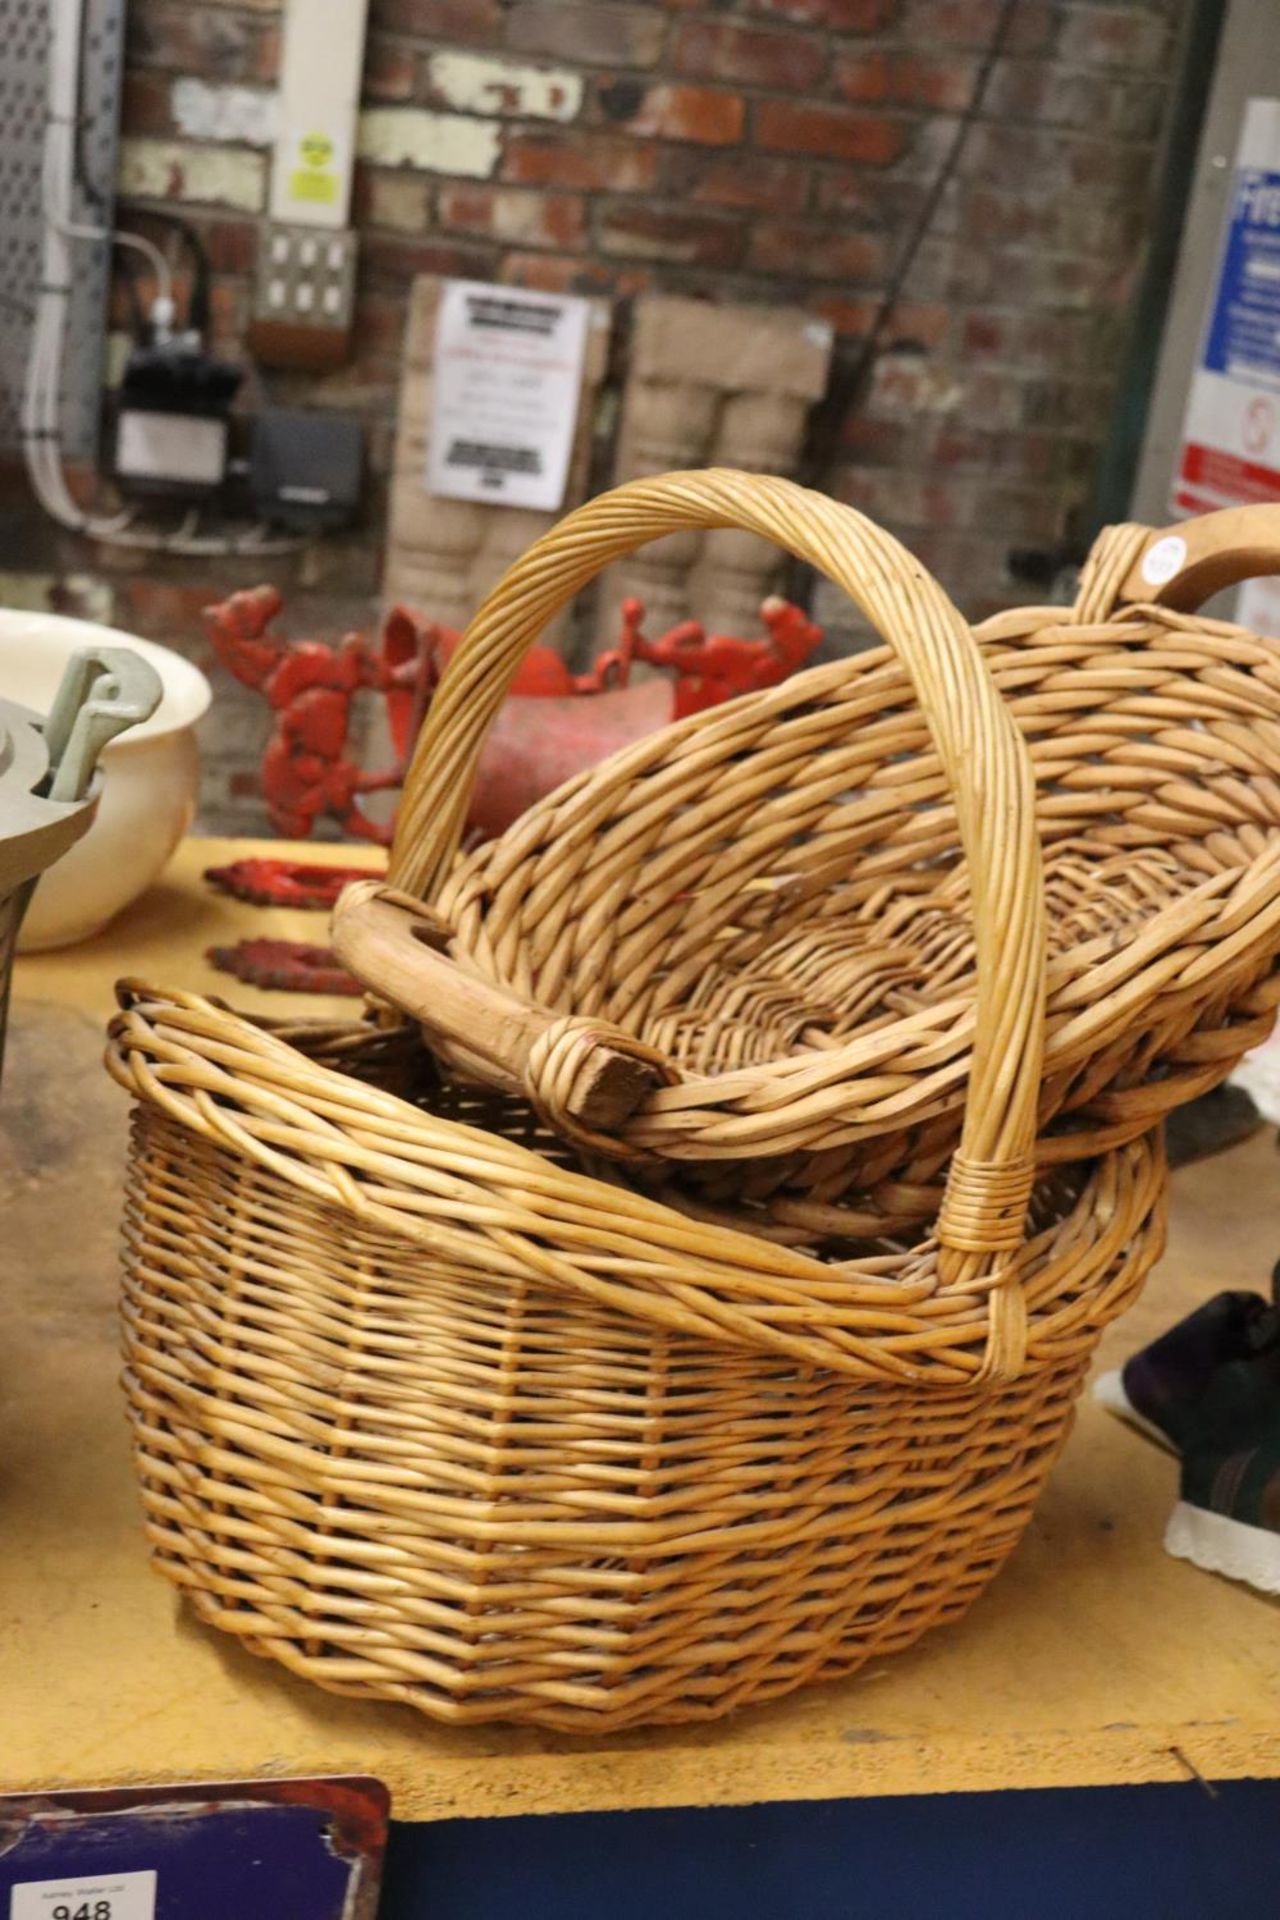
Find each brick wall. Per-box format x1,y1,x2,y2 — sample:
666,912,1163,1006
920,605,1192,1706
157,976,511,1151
5,0,1183,831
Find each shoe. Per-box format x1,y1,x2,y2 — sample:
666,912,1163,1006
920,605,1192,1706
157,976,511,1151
1165,1083,1262,1167
1094,1282,1280,1456
1166,1350,1280,1594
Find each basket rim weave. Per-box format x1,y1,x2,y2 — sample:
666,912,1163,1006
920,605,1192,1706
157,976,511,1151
109,984,1165,1388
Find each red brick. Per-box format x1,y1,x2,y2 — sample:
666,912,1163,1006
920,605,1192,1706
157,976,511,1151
969,481,1060,543
125,0,271,77
838,467,963,532
747,222,884,282
755,100,904,165
948,244,1069,309
363,35,418,102
1063,135,1153,197
505,2,667,68
962,311,1010,356
836,51,979,111
811,294,875,337
598,204,742,267
834,50,888,104
962,122,1152,198
1058,7,1170,70
348,291,420,364
924,424,1087,483
368,0,500,42
664,149,810,213
253,24,281,82
360,234,496,287
201,218,259,275
1020,376,1112,435
839,412,916,467
439,184,586,250
672,20,826,91
954,186,1111,254
745,0,890,26
120,69,172,137
503,129,661,192
815,173,930,232
897,0,1053,53
813,295,949,347
109,265,168,330
500,252,651,296
600,82,745,146
988,62,1165,141
1019,309,1116,376
926,424,1003,471
208,278,248,346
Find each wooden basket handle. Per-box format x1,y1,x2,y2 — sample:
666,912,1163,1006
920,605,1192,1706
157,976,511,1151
1113,504,1280,612
331,882,677,1154
387,469,1046,1345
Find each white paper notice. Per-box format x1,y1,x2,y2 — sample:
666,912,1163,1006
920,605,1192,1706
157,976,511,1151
11,1869,156,1920
427,280,589,512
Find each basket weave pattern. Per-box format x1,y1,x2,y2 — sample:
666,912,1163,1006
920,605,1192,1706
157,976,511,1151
110,995,1165,1731
378,485,1280,1239
111,484,1257,1730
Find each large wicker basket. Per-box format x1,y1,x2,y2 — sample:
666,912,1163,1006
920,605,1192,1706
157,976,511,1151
339,477,1280,1242
108,983,1165,1732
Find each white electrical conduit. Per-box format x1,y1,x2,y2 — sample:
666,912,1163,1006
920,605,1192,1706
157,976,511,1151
24,0,303,557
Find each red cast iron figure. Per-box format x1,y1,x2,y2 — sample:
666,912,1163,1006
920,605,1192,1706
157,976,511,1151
203,585,434,844
202,586,822,986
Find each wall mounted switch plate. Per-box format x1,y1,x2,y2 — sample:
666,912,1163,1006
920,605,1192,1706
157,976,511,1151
249,222,358,370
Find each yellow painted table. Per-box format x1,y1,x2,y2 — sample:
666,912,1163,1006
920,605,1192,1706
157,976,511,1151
3,838,1280,1822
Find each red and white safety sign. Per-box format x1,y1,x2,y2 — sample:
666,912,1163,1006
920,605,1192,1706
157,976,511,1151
1173,97,1280,517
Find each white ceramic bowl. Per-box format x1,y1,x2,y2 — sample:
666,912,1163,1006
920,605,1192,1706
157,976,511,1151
0,610,211,950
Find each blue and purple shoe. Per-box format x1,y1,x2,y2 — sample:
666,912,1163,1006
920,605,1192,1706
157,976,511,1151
1096,1269,1280,1593
1094,1281,1280,1456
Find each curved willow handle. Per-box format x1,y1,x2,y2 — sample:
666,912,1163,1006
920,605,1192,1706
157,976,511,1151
388,469,1046,1345
1113,504,1280,613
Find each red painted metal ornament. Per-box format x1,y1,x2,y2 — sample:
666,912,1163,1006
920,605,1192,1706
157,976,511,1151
204,587,821,845
202,586,822,988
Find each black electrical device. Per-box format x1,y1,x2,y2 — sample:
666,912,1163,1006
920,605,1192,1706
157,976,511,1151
111,343,243,501
249,409,364,531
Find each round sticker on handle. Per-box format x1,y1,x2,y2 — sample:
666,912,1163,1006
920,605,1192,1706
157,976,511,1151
1141,533,1188,587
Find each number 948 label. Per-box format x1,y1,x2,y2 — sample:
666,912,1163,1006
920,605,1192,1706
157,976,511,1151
10,1870,156,1920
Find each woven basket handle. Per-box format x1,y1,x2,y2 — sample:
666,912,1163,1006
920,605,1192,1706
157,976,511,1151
1111,504,1280,613
388,469,1046,1343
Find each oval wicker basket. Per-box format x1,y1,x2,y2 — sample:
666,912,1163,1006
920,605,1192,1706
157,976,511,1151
335,479,1280,1240
107,987,1165,1732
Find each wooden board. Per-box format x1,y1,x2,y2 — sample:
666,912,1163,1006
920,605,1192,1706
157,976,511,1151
2,838,1279,1819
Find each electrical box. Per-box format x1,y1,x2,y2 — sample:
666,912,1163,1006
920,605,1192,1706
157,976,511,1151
111,344,242,499
249,0,368,370
268,0,367,230
250,222,358,368
250,408,364,529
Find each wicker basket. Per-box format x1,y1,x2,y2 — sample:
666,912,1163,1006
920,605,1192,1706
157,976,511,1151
336,477,1280,1241
108,985,1165,1731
